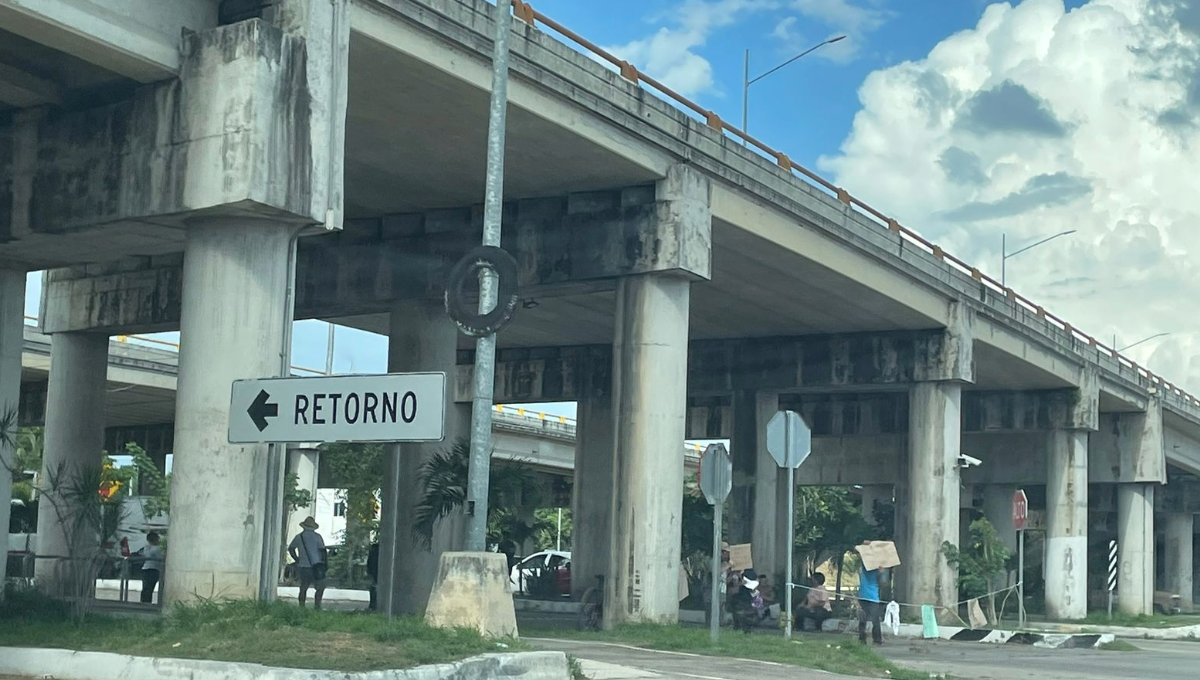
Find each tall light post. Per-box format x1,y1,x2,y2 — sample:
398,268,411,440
742,35,846,139
1001,230,1076,287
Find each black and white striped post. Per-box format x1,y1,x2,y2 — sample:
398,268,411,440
1107,539,1119,618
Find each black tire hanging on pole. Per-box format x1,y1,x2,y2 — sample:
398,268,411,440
444,245,521,337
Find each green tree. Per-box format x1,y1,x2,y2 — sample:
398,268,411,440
413,437,543,550
320,442,386,586
792,486,876,591
943,517,1011,625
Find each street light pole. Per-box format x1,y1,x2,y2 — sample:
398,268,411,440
1118,333,1171,352
1001,229,1076,287
741,35,846,140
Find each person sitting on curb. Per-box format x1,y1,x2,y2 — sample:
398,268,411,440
794,572,833,631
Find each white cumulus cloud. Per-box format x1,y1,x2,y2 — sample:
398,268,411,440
818,0,1200,391
604,0,779,98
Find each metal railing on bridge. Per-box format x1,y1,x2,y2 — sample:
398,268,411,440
507,0,1200,413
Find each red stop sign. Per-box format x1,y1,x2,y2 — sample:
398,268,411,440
1012,489,1029,531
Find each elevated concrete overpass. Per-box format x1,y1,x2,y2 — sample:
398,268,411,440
1,0,1196,622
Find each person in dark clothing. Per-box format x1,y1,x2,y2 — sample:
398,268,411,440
366,542,380,611
729,568,762,633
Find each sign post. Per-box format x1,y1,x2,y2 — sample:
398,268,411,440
1108,539,1118,618
767,411,812,639
699,443,733,642
228,372,447,621
1012,489,1028,628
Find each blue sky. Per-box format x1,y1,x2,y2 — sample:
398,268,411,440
24,0,1200,415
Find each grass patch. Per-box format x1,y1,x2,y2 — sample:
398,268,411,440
1072,612,1200,629
1098,640,1140,652
527,624,925,680
0,588,519,671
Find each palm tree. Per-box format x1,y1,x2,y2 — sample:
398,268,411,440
412,437,544,549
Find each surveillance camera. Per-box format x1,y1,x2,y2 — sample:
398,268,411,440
958,454,983,468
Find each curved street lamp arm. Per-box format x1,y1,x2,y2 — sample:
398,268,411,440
748,35,846,86
1005,230,1076,260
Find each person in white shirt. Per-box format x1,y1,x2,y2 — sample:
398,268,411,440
140,531,164,604
288,516,328,609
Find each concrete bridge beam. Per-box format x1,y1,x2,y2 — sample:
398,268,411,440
34,332,108,595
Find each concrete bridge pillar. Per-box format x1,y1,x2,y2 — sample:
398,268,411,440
981,485,1018,556
284,446,320,541
34,332,109,594
730,390,783,583
0,270,24,593
1165,512,1195,613
606,273,691,625
571,394,614,600
906,381,962,615
1045,430,1090,620
1117,483,1156,616
164,220,293,604
379,300,470,616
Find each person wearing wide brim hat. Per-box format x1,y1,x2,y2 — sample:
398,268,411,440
288,516,328,608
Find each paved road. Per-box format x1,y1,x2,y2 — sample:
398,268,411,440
879,637,1199,680
533,635,1200,680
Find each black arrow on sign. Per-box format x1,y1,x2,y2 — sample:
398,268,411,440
248,389,278,432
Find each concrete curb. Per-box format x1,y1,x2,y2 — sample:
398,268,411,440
0,647,571,680
818,619,1114,648
1028,621,1200,640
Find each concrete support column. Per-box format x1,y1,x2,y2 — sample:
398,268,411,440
981,485,1018,556
607,274,690,625
731,390,782,581
284,447,320,538
892,481,910,600
379,300,470,615
1045,430,1089,620
1117,483,1156,616
1165,513,1194,613
906,382,961,613
571,394,614,600
860,485,892,528
34,332,110,592
165,220,293,604
0,270,24,593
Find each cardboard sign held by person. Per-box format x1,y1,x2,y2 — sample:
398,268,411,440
855,540,901,571
728,543,754,571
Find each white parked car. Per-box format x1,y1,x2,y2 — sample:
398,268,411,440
509,549,571,596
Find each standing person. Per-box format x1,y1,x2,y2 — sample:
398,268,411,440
795,572,833,631
288,516,328,609
140,532,164,604
366,541,380,611
858,542,887,645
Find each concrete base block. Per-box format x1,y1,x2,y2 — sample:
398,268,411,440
424,552,518,638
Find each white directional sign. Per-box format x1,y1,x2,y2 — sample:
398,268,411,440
699,443,733,506
766,410,811,469
228,373,446,444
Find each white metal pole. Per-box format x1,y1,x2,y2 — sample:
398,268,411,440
464,0,514,551
710,502,723,642
1018,528,1025,628
785,416,795,639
